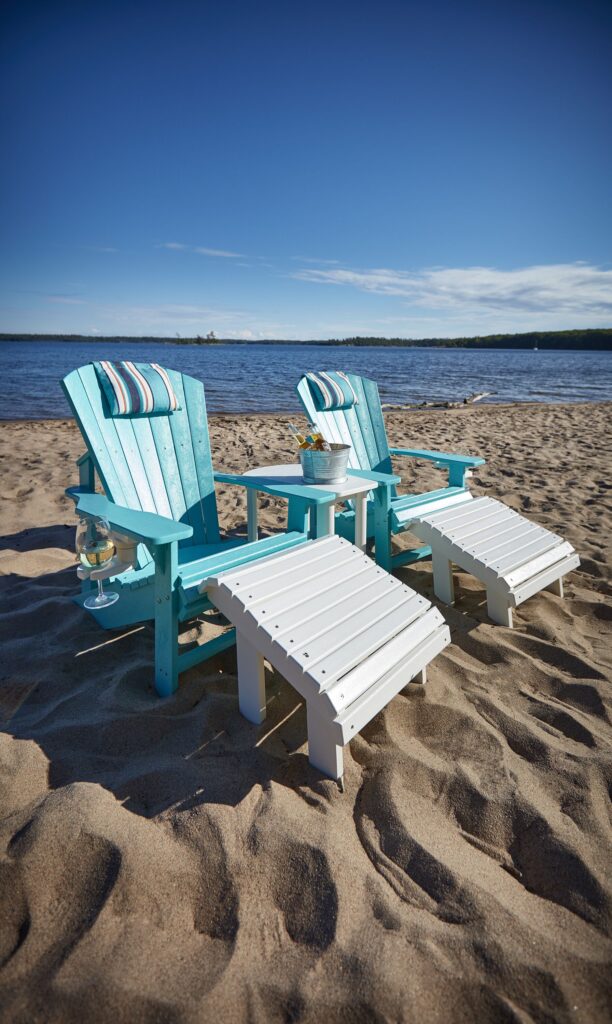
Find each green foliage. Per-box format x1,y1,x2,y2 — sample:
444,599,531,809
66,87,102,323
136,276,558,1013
1,329,611,349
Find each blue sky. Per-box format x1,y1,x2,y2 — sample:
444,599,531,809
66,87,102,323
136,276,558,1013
1,0,611,339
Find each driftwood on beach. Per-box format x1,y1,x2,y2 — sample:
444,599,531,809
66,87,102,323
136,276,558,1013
382,390,496,410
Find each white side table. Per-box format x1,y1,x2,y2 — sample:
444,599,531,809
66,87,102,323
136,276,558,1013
242,463,379,550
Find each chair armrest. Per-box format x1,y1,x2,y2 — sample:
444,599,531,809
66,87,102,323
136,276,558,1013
66,489,193,546
214,472,335,505
390,447,485,468
346,468,401,486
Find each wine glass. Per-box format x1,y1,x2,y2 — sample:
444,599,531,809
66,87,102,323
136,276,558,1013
76,517,120,609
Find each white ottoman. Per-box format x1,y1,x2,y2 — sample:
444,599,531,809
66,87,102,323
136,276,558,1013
206,535,450,779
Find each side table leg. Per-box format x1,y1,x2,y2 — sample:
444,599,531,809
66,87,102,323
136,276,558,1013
313,502,334,538
236,632,266,723
247,489,258,543
355,496,367,550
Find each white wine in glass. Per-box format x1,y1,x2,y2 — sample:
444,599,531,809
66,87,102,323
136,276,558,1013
75,517,120,609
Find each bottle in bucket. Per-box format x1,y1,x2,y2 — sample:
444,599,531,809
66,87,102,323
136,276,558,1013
288,422,311,449
306,425,331,451
288,422,331,451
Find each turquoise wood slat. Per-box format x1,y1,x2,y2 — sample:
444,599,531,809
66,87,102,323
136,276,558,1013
342,407,371,470
129,417,174,519
180,531,307,586
148,412,189,525
347,376,382,472
338,409,370,471
63,368,130,506
165,371,207,547
180,372,220,545
112,417,158,513
327,408,362,469
75,366,142,509
360,376,393,474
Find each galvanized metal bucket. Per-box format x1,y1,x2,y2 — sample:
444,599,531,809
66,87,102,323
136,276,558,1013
299,443,351,484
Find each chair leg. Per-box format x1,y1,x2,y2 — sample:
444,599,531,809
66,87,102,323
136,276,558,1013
486,588,513,628
373,512,392,571
236,632,267,724
153,543,179,697
432,551,455,605
306,703,344,780
547,577,564,598
154,596,179,697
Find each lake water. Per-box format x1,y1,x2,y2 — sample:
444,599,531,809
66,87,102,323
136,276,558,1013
1,339,611,419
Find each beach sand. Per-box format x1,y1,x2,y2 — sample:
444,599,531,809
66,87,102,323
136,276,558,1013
1,402,611,1023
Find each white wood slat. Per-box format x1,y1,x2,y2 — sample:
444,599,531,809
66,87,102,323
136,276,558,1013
393,490,474,525
267,573,403,645
444,515,551,553
510,550,579,603
238,546,371,608
488,532,564,576
211,535,338,588
272,586,419,669
437,505,522,544
465,520,560,563
424,501,513,537
334,624,450,741
290,592,428,689
238,561,378,626
232,562,379,636
505,541,575,588
228,541,359,601
323,608,446,713
327,410,362,469
416,495,494,527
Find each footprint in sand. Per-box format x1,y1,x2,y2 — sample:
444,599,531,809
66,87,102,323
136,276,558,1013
272,841,338,950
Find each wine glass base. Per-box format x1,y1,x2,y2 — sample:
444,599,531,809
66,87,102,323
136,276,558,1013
84,591,120,610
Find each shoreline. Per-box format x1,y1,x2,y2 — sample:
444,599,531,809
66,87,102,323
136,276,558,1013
2,398,612,425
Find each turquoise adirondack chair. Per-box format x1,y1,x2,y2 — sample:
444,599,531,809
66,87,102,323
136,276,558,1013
62,364,333,696
297,372,485,571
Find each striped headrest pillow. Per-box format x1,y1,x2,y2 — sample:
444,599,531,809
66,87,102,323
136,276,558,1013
305,371,359,410
94,361,181,417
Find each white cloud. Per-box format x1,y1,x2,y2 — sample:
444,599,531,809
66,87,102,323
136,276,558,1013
193,246,245,258
158,242,245,258
293,261,612,317
291,256,340,265
47,295,86,305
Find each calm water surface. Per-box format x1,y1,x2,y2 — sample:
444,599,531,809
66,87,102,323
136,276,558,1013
1,340,611,419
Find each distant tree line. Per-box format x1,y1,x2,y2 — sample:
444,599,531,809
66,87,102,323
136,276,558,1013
1,328,610,349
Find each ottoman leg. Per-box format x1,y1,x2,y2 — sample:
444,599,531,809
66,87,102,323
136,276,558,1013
236,632,267,724
432,551,455,606
306,703,344,780
547,577,564,597
486,588,513,628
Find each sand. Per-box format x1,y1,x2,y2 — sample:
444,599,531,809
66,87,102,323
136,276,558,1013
0,401,611,1023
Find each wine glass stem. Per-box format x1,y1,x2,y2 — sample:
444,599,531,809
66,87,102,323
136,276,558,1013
97,579,104,601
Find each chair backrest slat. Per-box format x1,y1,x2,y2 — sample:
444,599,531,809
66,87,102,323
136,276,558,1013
62,364,220,549
297,373,395,486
